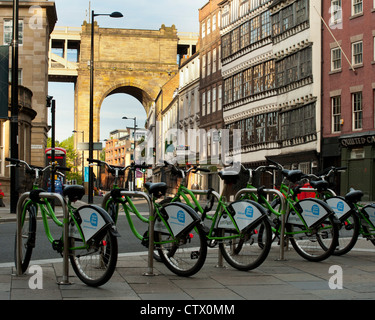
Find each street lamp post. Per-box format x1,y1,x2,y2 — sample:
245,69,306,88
10,0,19,213
89,10,123,203
122,116,136,190
72,130,84,183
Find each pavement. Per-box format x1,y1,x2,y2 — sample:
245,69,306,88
1,198,375,307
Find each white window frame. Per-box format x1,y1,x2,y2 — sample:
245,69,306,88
202,22,206,38
331,96,341,133
331,47,342,71
352,41,363,66
3,19,23,45
202,92,206,116
212,14,216,32
212,86,217,113
330,0,342,25
218,85,222,110
351,0,363,16
352,91,363,130
202,54,206,78
207,18,211,35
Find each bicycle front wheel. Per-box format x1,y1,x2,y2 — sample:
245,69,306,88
69,229,118,287
219,217,272,271
286,213,339,262
155,224,207,277
15,202,37,274
334,212,360,255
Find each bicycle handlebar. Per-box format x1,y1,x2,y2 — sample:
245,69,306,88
162,160,210,177
87,158,151,175
6,157,70,174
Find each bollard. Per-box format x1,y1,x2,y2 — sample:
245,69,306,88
16,192,70,284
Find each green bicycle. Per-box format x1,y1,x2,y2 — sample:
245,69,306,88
236,160,340,262
88,158,208,277
309,166,375,255
160,161,273,272
7,157,119,287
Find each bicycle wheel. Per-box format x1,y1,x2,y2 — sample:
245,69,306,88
15,202,37,274
219,217,272,271
286,212,339,262
105,198,119,223
155,223,207,277
333,212,360,255
69,228,118,287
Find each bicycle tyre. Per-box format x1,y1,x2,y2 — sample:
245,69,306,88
69,228,118,287
105,199,119,223
286,212,339,262
219,217,272,271
155,223,207,277
15,202,37,274
333,211,360,256
152,197,175,262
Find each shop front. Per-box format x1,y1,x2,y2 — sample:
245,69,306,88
339,131,375,201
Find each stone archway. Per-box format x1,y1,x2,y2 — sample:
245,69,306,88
73,23,179,148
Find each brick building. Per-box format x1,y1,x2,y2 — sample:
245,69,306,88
199,0,223,191
322,0,375,200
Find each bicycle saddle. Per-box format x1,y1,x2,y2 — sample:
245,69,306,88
63,185,85,202
218,170,239,184
345,189,363,203
144,182,167,198
282,169,303,183
309,180,329,192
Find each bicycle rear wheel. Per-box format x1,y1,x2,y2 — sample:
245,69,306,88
219,217,272,271
286,213,339,262
15,202,37,274
155,223,207,277
69,229,118,287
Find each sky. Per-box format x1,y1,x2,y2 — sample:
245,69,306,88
48,0,207,142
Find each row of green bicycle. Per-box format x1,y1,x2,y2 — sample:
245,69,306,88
10,156,375,287
96,157,375,275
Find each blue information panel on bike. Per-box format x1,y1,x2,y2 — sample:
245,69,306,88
293,199,333,228
326,196,352,220
218,200,264,231
155,202,200,237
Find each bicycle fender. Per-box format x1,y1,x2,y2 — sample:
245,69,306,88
219,199,266,231
362,204,375,230
71,205,120,242
326,196,355,221
157,202,201,238
294,198,335,228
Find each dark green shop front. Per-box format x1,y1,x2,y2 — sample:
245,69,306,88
339,132,375,202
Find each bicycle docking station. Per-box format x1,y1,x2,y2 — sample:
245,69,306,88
234,188,288,261
15,191,72,285
101,191,156,276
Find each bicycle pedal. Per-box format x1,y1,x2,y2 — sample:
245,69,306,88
190,251,199,259
52,239,63,254
141,230,149,248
